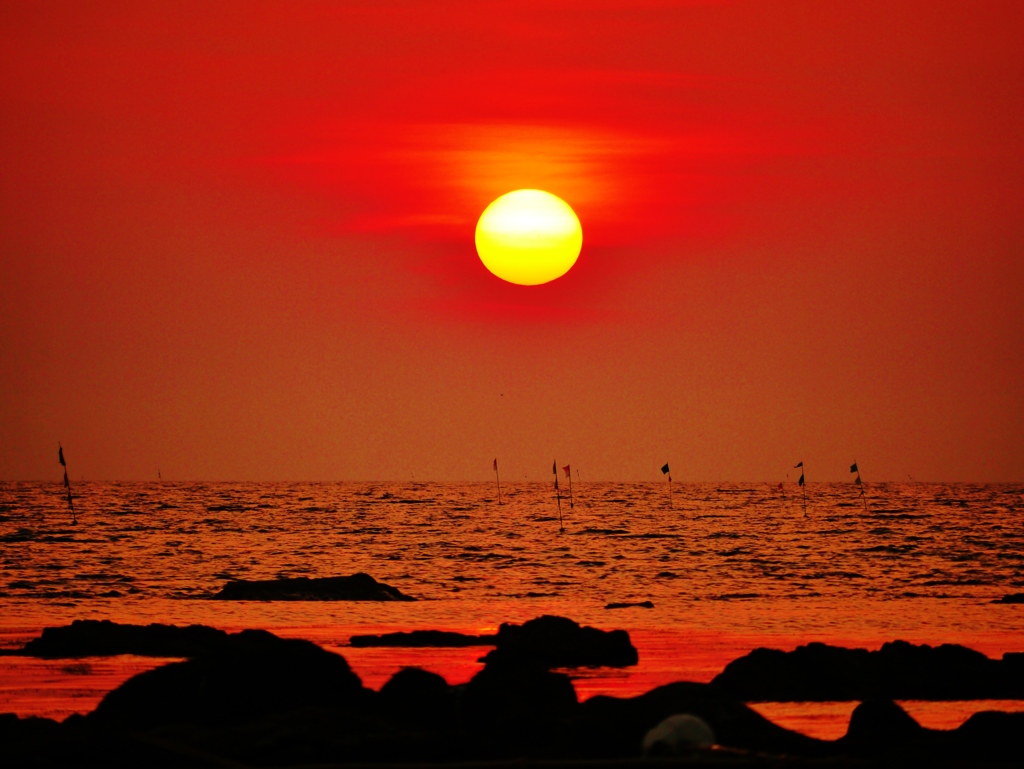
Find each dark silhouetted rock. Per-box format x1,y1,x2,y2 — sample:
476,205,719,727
91,629,370,727
711,639,1024,701
480,615,638,668
379,667,456,726
17,619,232,658
213,572,415,601
573,681,830,759
642,713,716,755
605,601,654,610
841,699,924,750
956,710,1024,761
994,592,1024,604
351,630,496,647
462,659,581,729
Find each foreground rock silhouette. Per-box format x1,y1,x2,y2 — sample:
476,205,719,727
5,621,1024,767
351,616,638,667
351,630,497,647
11,619,232,658
213,572,415,601
481,615,639,668
92,629,370,728
3,626,1024,768
711,640,1024,700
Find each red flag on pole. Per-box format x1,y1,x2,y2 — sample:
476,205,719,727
562,465,571,478
493,458,497,471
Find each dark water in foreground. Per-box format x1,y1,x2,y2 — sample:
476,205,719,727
1,481,1023,733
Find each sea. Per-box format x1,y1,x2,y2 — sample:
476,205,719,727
1,480,1023,738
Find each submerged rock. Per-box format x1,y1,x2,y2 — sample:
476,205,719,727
351,630,496,647
605,601,654,610
711,639,1024,701
994,592,1024,604
480,615,638,668
213,572,415,601
17,619,232,658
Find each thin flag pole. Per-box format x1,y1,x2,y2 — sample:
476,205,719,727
553,459,564,532
58,443,76,525
851,461,867,512
661,463,672,508
795,461,806,516
493,458,502,505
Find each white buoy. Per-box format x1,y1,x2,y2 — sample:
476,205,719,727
642,713,716,756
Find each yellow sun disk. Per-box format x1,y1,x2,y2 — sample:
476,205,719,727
475,190,582,285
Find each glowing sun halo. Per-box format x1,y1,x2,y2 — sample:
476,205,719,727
475,189,582,285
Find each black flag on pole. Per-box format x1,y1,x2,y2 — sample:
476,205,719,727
661,463,670,475
851,460,867,510
58,443,76,523
794,462,803,468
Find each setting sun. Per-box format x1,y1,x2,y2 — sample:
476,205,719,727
475,189,582,285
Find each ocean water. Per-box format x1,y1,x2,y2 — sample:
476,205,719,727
1,481,1023,735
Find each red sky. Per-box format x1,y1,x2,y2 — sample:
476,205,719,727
2,1,1022,482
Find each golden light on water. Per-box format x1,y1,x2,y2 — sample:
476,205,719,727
475,189,582,285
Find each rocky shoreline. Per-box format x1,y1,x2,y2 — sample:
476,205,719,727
3,616,1024,767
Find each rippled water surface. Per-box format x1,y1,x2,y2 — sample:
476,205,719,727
2,481,1023,728
3,481,1022,604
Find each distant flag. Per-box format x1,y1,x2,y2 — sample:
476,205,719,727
851,460,867,511
493,458,502,505
662,462,672,508
58,443,76,524
795,461,807,516
661,463,670,475
563,464,574,508
552,459,563,531
563,465,571,478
